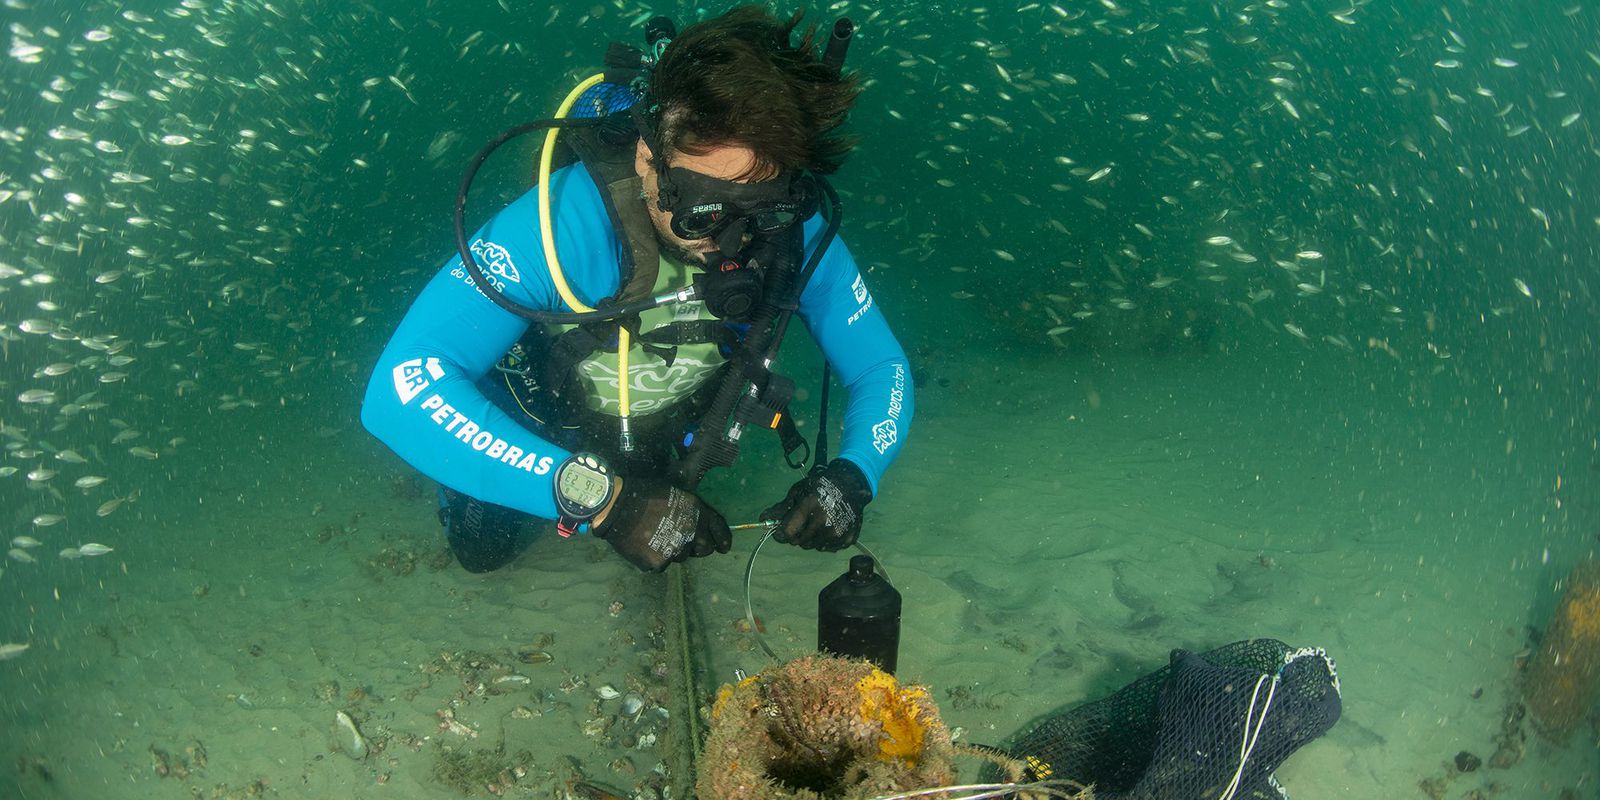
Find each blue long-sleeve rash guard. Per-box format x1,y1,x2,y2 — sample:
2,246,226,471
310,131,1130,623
360,164,914,521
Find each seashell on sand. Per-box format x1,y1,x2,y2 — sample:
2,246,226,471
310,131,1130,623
334,710,369,760
620,694,645,719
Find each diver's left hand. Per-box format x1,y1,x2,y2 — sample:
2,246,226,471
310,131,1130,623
760,459,873,551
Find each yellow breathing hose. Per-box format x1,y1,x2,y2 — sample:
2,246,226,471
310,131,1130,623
539,72,633,419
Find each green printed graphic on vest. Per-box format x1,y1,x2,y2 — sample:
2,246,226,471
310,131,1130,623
562,254,728,416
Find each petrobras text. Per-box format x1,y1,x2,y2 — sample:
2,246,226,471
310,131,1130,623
417,393,555,475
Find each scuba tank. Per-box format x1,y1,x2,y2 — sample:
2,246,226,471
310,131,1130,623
818,555,902,674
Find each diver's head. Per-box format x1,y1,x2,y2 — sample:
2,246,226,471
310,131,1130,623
632,5,860,264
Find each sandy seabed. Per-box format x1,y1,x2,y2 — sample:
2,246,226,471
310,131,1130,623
2,346,1594,799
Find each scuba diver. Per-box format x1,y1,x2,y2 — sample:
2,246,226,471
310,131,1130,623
360,5,914,574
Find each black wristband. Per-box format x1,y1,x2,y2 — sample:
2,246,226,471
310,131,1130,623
824,458,872,504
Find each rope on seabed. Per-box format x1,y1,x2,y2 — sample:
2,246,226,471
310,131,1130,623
865,778,1092,800
1218,671,1280,800
665,564,704,798
862,743,1094,800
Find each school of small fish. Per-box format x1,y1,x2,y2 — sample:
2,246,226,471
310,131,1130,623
855,2,1590,360
0,0,1595,661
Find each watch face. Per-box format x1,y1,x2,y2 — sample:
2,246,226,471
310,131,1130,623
558,463,610,511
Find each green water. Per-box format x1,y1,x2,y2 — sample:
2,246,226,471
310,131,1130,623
1,1,1596,798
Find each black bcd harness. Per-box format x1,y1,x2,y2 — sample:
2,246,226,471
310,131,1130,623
497,96,814,476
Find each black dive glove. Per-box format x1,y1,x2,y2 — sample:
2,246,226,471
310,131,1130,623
592,475,731,572
761,459,873,551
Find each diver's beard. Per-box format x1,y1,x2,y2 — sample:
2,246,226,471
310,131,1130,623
647,208,713,265
660,237,710,266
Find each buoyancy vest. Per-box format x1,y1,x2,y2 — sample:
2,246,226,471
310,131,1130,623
495,119,742,427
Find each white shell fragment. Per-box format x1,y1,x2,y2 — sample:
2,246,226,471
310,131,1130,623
620,694,645,719
334,710,369,760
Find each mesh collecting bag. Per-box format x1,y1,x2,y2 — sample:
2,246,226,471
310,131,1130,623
985,639,1341,800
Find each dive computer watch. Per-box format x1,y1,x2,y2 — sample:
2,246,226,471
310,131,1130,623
553,453,616,537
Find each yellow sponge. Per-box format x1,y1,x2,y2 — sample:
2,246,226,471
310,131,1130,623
1525,559,1600,740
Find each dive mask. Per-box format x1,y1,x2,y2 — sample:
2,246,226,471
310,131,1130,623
658,166,813,257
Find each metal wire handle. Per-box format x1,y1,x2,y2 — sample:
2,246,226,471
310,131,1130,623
739,520,889,662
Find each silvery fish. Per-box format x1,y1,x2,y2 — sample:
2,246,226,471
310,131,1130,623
96,496,131,517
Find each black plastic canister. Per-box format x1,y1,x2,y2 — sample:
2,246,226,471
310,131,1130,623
818,554,902,674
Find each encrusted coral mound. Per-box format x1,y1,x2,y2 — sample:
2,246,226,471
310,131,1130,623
1525,559,1600,740
697,655,957,800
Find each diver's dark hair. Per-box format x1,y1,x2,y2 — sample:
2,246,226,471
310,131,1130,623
649,6,860,179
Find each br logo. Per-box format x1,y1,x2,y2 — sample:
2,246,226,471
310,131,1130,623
392,357,445,405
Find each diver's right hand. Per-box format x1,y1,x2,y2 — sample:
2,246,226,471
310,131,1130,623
591,475,731,572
